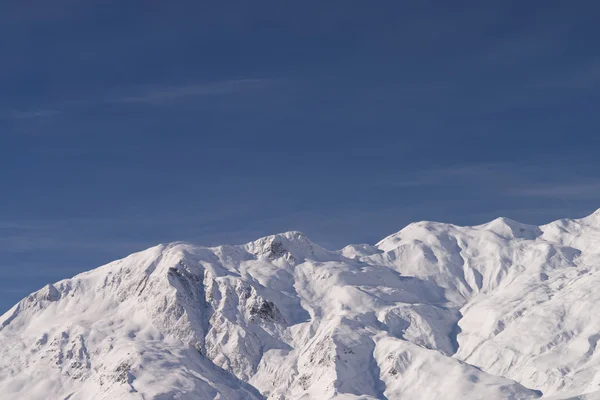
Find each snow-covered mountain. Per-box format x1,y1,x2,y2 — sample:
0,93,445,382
4,211,600,399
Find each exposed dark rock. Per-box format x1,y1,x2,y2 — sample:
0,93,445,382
249,299,281,323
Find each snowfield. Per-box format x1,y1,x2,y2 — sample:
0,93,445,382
3,211,600,399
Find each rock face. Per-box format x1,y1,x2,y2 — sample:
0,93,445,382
4,213,600,399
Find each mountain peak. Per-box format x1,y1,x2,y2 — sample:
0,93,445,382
3,212,600,399
35,283,61,302
578,207,600,224
477,216,542,239
243,230,331,262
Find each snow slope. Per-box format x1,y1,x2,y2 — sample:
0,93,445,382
3,212,600,399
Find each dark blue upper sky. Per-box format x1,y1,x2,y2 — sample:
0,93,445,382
1,0,600,312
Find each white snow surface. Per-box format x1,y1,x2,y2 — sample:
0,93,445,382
4,212,600,399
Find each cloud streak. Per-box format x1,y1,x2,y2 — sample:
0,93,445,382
374,163,600,203
1,109,61,120
373,163,506,188
111,78,282,105
0,78,283,123
510,181,600,199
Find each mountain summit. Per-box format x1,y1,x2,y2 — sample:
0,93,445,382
3,212,600,399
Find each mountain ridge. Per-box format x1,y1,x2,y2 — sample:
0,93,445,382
3,211,600,399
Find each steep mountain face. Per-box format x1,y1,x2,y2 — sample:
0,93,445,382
3,212,600,399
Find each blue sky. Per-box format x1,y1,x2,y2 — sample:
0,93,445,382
1,1,600,312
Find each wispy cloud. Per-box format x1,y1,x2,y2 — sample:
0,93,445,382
1,109,60,120
374,163,505,188
111,78,282,105
374,163,600,203
0,78,283,124
510,181,600,199
530,60,600,92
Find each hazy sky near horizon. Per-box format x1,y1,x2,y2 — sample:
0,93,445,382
1,1,600,311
